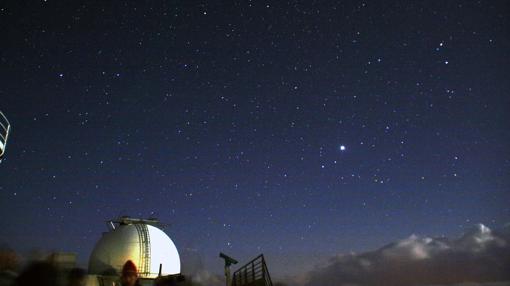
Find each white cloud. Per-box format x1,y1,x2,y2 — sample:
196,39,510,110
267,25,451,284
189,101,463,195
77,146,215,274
381,234,449,260
289,224,510,286
456,224,506,252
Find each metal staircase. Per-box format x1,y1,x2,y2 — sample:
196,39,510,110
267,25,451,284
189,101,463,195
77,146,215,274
135,223,151,277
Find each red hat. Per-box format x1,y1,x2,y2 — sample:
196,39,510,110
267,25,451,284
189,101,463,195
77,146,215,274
122,260,138,276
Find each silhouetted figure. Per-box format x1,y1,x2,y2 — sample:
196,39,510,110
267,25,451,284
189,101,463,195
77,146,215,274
14,261,58,286
68,268,86,286
120,260,141,286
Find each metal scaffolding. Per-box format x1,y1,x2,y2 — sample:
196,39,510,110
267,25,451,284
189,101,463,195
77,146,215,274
135,223,152,277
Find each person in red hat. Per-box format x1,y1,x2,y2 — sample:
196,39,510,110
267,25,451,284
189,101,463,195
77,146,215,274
120,260,141,286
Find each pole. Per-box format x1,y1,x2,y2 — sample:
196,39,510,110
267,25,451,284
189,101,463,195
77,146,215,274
225,265,231,286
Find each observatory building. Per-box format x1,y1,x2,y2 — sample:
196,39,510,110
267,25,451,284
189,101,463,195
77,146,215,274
88,216,181,282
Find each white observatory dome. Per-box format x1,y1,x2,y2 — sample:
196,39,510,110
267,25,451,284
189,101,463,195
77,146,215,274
89,218,180,278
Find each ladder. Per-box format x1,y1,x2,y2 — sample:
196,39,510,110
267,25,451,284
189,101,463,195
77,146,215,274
135,223,151,277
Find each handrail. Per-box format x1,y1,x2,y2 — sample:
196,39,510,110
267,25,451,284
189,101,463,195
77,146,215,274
0,111,10,158
0,111,10,126
0,121,7,132
232,254,273,286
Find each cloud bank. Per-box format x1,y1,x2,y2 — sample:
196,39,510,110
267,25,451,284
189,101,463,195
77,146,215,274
295,224,510,286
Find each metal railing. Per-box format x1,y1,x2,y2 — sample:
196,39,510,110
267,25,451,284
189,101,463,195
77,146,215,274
135,223,152,277
232,254,273,286
0,111,11,158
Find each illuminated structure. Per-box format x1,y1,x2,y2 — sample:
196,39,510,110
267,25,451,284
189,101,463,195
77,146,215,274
88,216,181,279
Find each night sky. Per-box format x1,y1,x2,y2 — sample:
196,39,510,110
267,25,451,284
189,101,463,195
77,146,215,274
0,0,509,280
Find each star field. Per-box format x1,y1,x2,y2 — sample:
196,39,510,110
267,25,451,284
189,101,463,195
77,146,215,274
0,0,509,278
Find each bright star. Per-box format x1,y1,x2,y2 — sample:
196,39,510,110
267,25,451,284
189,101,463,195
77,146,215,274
340,145,346,151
